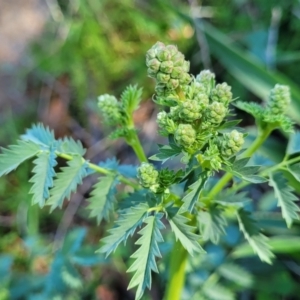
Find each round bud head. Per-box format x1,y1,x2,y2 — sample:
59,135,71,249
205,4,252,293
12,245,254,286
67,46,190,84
166,45,178,57
193,82,207,95
179,73,192,85
166,78,180,90
156,111,168,128
137,163,159,188
156,72,170,84
172,52,185,67
146,42,165,63
170,66,183,79
175,124,196,148
147,58,161,73
211,83,232,105
169,105,180,121
179,100,202,122
268,84,291,114
156,47,172,62
160,60,174,74
194,93,209,109
182,61,190,73
205,101,227,124
221,130,244,157
158,169,175,187
196,70,216,94
98,94,122,125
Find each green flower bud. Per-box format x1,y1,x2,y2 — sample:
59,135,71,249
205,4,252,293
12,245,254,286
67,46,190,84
268,84,290,114
204,101,227,125
166,45,178,57
196,70,215,94
175,124,196,148
160,60,174,74
156,48,171,62
169,106,180,121
198,143,222,171
147,58,161,73
137,163,159,189
171,52,185,67
182,61,190,73
157,111,168,127
220,130,244,157
179,73,191,85
211,83,232,105
179,100,202,122
194,93,209,109
166,78,180,90
98,94,122,125
170,66,183,79
157,72,170,84
158,169,175,188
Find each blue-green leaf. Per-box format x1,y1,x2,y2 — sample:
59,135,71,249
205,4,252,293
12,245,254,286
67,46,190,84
236,209,274,264
287,163,300,182
127,214,164,300
180,172,208,213
286,131,300,155
87,176,118,224
21,123,55,147
198,205,227,244
99,203,149,257
46,156,88,211
167,209,204,255
0,140,40,177
29,150,57,207
57,137,86,156
269,173,300,228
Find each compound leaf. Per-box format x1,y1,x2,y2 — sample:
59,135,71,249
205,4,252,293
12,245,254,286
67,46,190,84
21,123,55,147
127,214,164,300
0,140,40,177
57,137,86,156
46,156,88,211
269,172,300,227
87,176,118,224
99,203,149,257
236,209,274,264
198,205,227,244
167,209,204,256
149,144,182,164
29,150,57,207
121,85,143,114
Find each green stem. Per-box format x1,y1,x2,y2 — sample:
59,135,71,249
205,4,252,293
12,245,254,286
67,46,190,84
208,128,272,198
126,133,148,163
164,241,188,300
56,152,140,189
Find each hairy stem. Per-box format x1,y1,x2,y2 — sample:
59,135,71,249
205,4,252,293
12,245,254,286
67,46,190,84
164,241,188,300
56,152,140,189
126,133,148,163
208,128,272,198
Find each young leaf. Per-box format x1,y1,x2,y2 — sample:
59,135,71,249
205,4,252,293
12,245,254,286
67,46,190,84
121,85,143,114
286,131,300,155
214,191,250,206
287,163,300,182
99,203,149,256
46,156,88,211
217,119,242,133
127,214,164,300
234,102,264,120
198,205,227,244
217,262,253,288
149,144,181,164
29,150,57,207
167,208,205,256
0,140,40,177
87,175,118,224
180,172,208,213
57,137,86,156
269,172,300,228
236,209,274,264
21,123,55,147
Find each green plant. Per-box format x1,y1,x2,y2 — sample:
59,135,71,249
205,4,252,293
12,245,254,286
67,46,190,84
1,41,300,300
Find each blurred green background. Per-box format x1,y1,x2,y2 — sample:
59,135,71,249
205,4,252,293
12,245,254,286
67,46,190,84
1,0,300,299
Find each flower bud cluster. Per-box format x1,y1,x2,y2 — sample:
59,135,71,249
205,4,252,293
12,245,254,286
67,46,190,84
98,95,122,125
146,42,191,90
137,163,159,193
211,83,232,106
219,130,244,157
267,84,290,114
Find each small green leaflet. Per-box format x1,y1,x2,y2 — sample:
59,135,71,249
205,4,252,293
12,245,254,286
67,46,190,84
287,163,300,182
198,205,227,244
21,123,55,147
167,208,205,256
99,203,149,257
46,156,88,211
236,209,274,264
217,119,242,134
87,175,118,224
127,213,164,300
234,101,264,120
180,172,208,213
214,191,250,206
269,173,300,228
202,283,234,300
286,131,300,155
149,144,181,164
57,137,86,156
121,85,143,114
0,140,40,177
119,189,155,212
227,157,267,183
217,262,253,288
29,150,57,207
